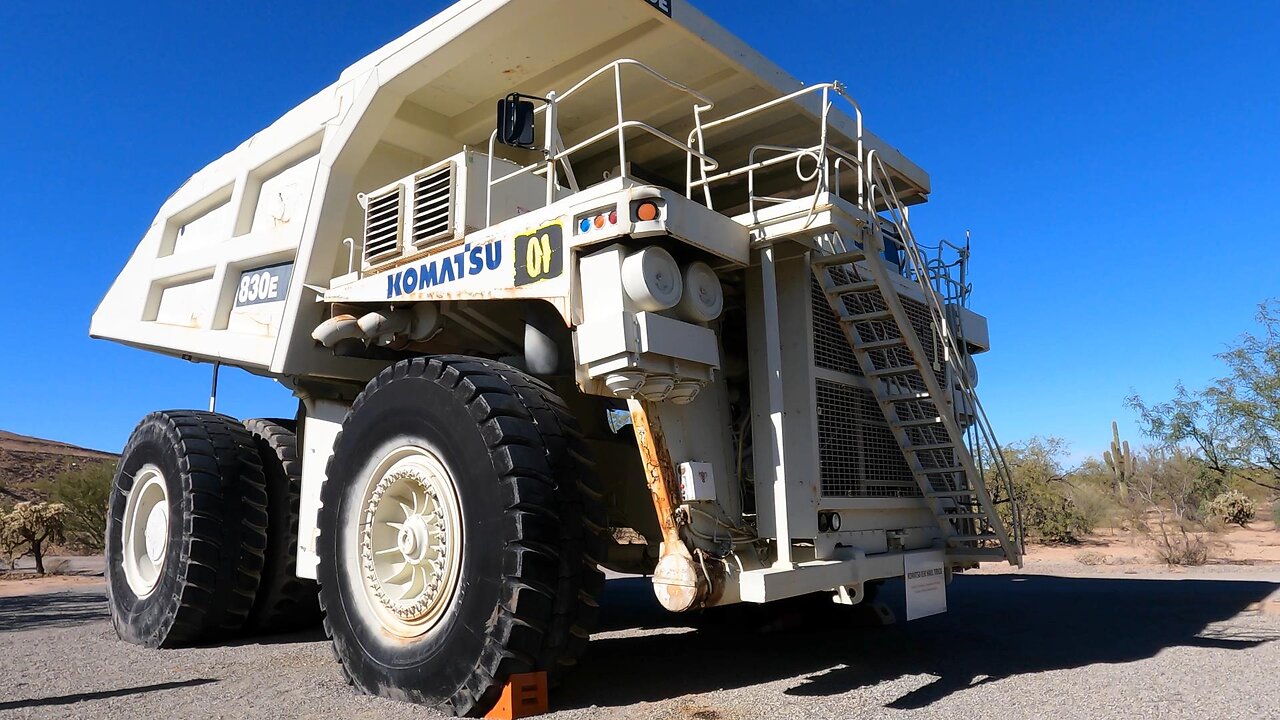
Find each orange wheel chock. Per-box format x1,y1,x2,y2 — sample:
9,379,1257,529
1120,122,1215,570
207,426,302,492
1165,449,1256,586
484,671,548,719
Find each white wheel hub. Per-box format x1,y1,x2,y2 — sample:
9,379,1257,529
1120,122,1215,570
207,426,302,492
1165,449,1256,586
356,445,463,637
121,465,169,597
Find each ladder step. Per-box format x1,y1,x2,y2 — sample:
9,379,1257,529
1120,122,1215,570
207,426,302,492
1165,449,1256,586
927,490,976,499
859,337,907,351
947,534,1000,543
906,441,955,452
893,417,942,428
829,280,879,295
868,365,920,379
885,391,931,403
839,310,893,324
920,465,965,475
814,249,867,267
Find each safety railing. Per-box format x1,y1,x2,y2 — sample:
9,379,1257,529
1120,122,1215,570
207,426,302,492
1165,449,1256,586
863,150,1024,556
685,82,864,214
686,76,1019,554
485,59,719,225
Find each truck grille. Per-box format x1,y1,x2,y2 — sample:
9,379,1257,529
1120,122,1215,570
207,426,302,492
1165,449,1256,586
410,163,454,248
362,186,403,266
815,379,921,498
810,273,946,391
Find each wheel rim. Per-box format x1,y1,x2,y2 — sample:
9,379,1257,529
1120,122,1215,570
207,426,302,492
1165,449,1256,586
121,464,169,597
356,444,463,638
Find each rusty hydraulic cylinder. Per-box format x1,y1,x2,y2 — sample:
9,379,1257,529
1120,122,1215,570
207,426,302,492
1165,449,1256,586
627,399,716,611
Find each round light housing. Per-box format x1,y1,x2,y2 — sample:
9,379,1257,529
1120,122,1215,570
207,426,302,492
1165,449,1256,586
634,200,660,222
674,261,723,323
621,246,683,311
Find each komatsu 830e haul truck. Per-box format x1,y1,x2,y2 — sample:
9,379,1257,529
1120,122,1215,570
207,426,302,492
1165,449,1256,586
91,0,1023,714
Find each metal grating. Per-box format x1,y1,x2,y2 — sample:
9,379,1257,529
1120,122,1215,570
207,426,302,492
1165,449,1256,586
410,163,454,248
815,378,921,498
811,275,861,375
810,270,946,391
363,186,403,266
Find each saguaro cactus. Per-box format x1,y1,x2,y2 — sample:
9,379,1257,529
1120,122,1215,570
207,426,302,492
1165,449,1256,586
1102,421,1135,491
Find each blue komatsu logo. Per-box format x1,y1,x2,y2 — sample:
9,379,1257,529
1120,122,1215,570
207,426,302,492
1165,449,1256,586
387,243,502,298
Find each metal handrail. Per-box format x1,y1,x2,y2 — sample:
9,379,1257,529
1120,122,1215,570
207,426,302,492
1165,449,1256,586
678,72,1021,556
486,59,716,224
686,82,863,212
863,152,1024,555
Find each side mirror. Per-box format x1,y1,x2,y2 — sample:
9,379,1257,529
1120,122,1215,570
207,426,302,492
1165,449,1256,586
497,94,537,149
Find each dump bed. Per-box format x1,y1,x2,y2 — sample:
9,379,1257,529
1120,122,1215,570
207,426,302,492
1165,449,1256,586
90,0,930,383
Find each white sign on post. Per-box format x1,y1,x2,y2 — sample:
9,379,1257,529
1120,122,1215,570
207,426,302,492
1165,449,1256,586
904,550,947,620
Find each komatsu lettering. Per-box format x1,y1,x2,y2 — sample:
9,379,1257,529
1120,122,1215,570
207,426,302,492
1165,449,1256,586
386,243,502,298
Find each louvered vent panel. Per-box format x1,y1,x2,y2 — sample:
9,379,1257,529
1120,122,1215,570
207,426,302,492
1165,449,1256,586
363,186,403,266
411,164,455,248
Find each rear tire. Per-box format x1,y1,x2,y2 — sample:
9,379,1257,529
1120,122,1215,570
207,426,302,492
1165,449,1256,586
317,356,603,716
243,418,321,635
106,411,268,648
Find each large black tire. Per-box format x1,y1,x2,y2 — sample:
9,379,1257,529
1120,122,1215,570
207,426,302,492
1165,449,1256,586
317,356,605,716
485,365,606,683
106,411,268,648
243,418,321,634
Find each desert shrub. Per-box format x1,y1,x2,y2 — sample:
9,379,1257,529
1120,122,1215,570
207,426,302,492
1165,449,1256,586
1020,487,1092,543
1075,550,1106,566
1149,522,1209,566
1205,490,1256,527
46,463,114,550
1273,500,1280,526
1069,483,1122,533
995,437,1095,543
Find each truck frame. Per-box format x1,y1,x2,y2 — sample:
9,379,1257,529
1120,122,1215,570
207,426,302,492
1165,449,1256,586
92,0,1023,715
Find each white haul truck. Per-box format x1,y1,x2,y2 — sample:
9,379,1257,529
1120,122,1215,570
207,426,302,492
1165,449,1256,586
92,0,1023,714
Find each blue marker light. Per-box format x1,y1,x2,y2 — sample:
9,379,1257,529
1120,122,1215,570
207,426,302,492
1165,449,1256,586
579,218,591,233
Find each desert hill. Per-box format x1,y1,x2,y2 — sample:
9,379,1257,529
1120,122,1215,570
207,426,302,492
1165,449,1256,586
0,430,117,502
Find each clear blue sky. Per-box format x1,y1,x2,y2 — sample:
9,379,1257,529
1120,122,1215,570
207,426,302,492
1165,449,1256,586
1,1,1277,461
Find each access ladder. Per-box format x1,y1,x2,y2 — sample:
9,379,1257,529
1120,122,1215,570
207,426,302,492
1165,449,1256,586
811,217,1023,565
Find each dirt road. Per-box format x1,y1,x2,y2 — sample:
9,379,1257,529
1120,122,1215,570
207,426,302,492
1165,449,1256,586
2,569,1278,719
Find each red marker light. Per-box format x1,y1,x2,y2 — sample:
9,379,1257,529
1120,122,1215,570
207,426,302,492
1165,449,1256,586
608,210,618,224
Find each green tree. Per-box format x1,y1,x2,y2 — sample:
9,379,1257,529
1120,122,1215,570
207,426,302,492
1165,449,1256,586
47,463,114,550
1130,300,1280,493
1000,437,1092,543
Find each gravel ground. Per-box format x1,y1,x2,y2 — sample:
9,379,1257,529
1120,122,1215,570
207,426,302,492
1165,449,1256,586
1,569,1278,720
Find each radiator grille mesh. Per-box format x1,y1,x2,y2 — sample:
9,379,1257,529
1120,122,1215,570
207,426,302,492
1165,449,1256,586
809,272,946,390
816,379,921,498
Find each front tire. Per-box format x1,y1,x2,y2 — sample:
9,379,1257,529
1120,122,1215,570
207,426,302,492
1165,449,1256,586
106,411,268,648
317,356,603,716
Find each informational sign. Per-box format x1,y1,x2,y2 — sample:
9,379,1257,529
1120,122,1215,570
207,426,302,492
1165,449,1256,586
904,550,947,620
234,262,293,307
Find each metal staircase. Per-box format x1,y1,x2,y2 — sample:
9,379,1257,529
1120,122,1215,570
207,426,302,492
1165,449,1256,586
810,164,1023,565
685,78,1023,567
